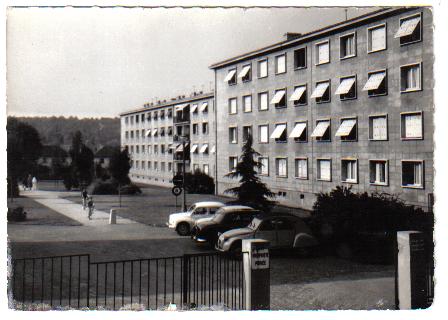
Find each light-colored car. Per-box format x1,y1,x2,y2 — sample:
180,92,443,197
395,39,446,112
167,201,225,236
215,214,318,255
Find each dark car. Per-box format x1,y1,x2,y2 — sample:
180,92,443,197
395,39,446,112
191,205,262,246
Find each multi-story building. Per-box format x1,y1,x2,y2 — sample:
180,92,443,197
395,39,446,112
210,7,433,211
120,92,216,187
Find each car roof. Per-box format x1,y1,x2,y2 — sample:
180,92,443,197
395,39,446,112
219,205,258,212
194,201,225,208
254,213,299,221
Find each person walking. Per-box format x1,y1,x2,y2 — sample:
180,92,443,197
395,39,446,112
81,189,88,210
27,174,32,191
32,176,38,190
87,196,95,220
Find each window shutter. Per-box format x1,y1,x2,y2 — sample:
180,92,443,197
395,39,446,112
318,43,329,63
320,160,330,180
371,27,385,51
405,114,422,138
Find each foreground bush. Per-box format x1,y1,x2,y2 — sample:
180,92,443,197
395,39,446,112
174,170,215,194
87,179,141,195
7,206,27,222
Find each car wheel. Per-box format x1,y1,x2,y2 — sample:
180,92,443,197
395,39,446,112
176,223,190,236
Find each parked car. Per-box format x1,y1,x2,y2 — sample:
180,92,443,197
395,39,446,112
191,205,262,246
215,214,318,255
167,201,225,236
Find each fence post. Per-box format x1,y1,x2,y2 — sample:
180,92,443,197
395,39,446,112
242,239,270,310
396,231,427,309
182,254,190,307
109,209,117,225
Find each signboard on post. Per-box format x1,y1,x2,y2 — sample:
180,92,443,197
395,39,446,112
251,248,269,269
172,186,182,196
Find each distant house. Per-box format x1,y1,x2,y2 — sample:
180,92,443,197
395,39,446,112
38,145,71,167
94,145,119,169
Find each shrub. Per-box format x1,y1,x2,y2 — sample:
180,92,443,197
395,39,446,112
7,206,27,222
175,170,215,194
119,183,142,195
88,179,118,195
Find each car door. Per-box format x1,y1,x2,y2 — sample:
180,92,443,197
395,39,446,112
275,218,295,248
192,207,208,221
254,218,277,247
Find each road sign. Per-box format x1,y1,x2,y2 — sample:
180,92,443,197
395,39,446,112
172,186,182,196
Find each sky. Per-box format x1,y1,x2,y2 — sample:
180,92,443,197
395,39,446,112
6,6,377,118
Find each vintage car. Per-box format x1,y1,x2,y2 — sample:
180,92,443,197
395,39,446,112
191,205,262,246
167,201,225,236
215,214,318,255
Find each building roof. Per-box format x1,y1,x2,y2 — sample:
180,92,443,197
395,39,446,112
95,145,119,158
119,92,214,117
41,145,68,158
209,7,414,69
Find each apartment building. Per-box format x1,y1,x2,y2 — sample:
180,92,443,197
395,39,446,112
120,92,216,187
210,7,433,210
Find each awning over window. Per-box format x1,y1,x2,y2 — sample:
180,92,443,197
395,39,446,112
152,129,158,136
145,129,152,137
289,86,306,101
335,119,357,137
394,16,420,38
175,104,189,111
190,144,198,153
362,72,386,91
270,90,286,104
190,104,198,113
200,144,209,153
311,121,330,137
237,65,251,78
175,143,189,152
168,144,174,149
200,102,208,112
270,124,287,139
310,82,329,98
335,78,356,95
210,145,216,154
289,122,307,138
224,69,237,82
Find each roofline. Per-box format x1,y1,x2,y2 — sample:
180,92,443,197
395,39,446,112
119,92,214,117
209,7,417,69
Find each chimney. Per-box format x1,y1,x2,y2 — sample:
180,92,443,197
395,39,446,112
284,32,302,40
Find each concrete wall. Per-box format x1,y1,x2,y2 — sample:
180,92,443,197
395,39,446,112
214,8,433,210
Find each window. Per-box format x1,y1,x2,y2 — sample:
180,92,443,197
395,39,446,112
336,76,356,100
200,102,208,113
136,130,140,139
316,40,330,65
200,144,209,155
401,63,421,92
141,114,145,122
192,123,198,135
243,126,252,142
130,116,134,125
336,118,357,141
311,120,331,141
317,159,331,181
191,104,198,114
395,13,422,45
125,117,129,124
363,70,387,96
293,47,307,69
148,161,151,170
167,126,173,136
289,122,307,142
125,131,129,139
369,115,388,140
203,164,209,175
161,162,166,172
295,158,308,179
136,145,140,154
271,89,287,108
202,122,209,135
160,127,165,137
146,113,151,121
130,131,134,139
152,128,158,137
193,164,199,172
160,110,165,119
229,127,238,144
224,68,237,85
259,125,269,143
168,162,172,172
341,159,358,183
369,160,388,185
258,157,269,176
275,158,288,177
258,59,268,78
141,145,146,154
243,95,252,113
167,109,173,118
289,85,307,106
340,33,356,59
154,161,158,171
270,123,287,143
136,115,139,123
153,112,158,120
258,92,269,111
135,161,139,169
368,24,386,52
190,144,198,154
238,64,252,82
161,144,165,154
311,80,330,103
229,157,238,172
229,98,237,114
275,54,286,74
402,161,424,188
154,145,158,154
401,112,423,139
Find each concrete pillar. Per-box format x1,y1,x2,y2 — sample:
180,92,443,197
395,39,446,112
109,209,117,224
397,231,427,309
242,239,270,310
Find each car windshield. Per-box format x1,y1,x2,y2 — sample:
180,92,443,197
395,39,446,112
187,204,196,212
248,217,262,230
211,209,226,223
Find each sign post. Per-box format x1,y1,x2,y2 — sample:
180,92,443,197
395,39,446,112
242,239,270,310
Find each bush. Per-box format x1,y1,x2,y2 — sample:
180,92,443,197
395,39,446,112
174,170,215,194
7,178,20,198
88,179,118,195
119,184,142,195
7,206,27,222
310,186,433,263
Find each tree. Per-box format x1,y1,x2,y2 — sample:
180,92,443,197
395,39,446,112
7,118,43,198
224,134,276,212
109,148,131,206
67,131,94,188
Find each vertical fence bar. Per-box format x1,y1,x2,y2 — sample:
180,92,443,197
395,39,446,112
130,261,134,306
139,260,142,305
12,260,16,304
69,256,72,307
31,259,35,304
164,259,167,306
87,255,90,309
78,256,81,309
180,257,183,309
171,258,175,304
155,259,159,310
41,259,44,305
104,264,108,307
59,258,63,306
122,262,125,308
147,260,151,310
21,260,26,309
50,257,54,307
188,256,191,305
95,264,98,307
113,262,116,310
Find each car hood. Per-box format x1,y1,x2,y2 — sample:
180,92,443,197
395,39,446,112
169,212,191,221
195,219,216,229
221,227,254,239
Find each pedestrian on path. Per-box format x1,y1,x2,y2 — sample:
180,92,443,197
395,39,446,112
27,174,32,191
87,196,95,220
81,189,88,210
32,176,38,190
